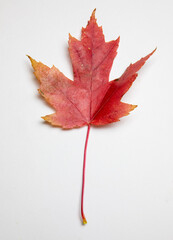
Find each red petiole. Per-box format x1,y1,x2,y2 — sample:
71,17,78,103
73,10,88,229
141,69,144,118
81,124,90,224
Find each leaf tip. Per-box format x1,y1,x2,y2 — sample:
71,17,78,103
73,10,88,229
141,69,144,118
150,47,157,56
68,33,72,39
41,115,51,123
90,8,96,21
27,54,32,62
27,55,38,69
92,8,96,15
144,48,157,61
131,105,138,111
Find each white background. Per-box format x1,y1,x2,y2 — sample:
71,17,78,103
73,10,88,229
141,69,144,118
0,0,173,239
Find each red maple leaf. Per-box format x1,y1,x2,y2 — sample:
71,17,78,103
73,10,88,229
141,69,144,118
28,9,155,225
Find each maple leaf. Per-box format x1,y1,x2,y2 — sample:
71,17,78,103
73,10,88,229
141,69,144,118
28,9,155,225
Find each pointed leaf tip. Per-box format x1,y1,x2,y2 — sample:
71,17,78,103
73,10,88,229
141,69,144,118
131,105,138,111
148,48,157,58
143,48,156,62
68,33,76,42
116,36,120,44
152,47,157,54
27,55,38,69
90,8,96,21
41,115,54,125
92,8,96,16
27,55,31,61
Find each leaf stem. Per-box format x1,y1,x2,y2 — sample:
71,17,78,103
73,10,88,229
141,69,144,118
81,124,90,225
